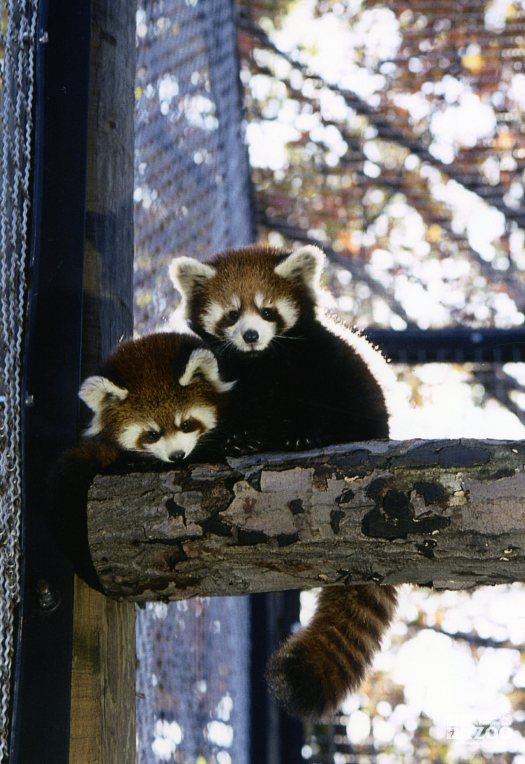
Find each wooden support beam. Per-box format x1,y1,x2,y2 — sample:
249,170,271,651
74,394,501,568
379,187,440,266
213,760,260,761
69,1,136,762
69,578,136,762
87,439,525,601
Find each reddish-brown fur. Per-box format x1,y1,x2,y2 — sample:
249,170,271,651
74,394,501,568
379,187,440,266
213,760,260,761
186,245,316,331
267,585,398,718
96,333,224,445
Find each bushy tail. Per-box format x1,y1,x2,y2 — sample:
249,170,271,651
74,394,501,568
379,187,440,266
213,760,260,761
267,584,398,719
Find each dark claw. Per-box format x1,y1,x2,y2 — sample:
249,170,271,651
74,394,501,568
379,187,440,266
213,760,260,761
336,569,353,585
225,430,266,456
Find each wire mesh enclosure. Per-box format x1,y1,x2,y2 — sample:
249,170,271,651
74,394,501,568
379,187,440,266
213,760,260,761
0,1,38,760
134,0,254,333
134,2,253,762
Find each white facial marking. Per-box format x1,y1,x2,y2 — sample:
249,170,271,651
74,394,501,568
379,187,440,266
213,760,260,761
117,415,213,462
149,406,217,461
252,292,297,332
187,405,217,432
225,310,276,352
146,432,201,462
146,419,160,432
117,423,146,452
274,297,299,330
176,406,216,432
202,301,224,335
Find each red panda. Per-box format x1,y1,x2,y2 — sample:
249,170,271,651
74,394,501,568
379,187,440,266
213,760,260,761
52,332,233,588
169,244,397,720
78,332,233,464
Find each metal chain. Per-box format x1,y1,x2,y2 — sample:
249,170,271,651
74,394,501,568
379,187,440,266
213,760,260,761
0,0,38,759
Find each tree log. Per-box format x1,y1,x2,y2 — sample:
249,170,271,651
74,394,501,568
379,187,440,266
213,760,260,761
87,439,525,602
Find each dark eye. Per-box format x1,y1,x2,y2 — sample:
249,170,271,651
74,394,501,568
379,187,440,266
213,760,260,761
181,418,198,433
143,429,161,443
261,307,277,321
224,310,240,326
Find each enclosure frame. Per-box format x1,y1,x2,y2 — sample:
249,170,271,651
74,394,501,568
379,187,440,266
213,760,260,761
10,2,136,762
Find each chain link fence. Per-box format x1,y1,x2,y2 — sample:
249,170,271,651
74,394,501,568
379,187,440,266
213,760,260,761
0,0,38,759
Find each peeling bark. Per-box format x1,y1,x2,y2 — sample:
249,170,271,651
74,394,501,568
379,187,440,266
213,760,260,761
86,439,525,602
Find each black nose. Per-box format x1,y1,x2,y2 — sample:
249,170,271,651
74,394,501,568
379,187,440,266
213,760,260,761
243,329,259,344
169,450,185,462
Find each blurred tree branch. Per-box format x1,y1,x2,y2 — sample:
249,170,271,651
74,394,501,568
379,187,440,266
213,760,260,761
239,15,525,230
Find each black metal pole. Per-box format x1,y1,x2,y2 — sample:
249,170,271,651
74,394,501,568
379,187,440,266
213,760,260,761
9,1,92,761
250,592,304,764
365,327,525,364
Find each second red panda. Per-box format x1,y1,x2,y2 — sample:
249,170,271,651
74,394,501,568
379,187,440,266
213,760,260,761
78,331,233,464
53,332,233,588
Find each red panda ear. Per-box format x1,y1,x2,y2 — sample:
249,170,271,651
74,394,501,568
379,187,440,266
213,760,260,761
79,375,129,413
274,245,324,289
169,257,216,299
178,348,235,393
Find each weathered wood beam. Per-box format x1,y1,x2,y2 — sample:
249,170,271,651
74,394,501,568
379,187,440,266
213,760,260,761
87,438,525,602
69,1,136,762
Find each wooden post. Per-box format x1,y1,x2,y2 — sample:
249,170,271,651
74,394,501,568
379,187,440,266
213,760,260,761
69,2,137,761
86,439,525,600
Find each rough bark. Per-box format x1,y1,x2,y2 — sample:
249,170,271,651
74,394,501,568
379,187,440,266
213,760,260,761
86,438,525,602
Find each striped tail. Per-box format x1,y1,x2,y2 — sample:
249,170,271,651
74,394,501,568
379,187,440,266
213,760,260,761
266,584,398,719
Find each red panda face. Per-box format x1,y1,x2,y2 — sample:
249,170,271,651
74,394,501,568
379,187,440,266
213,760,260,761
199,289,299,352
111,404,217,462
79,340,233,462
170,245,325,353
